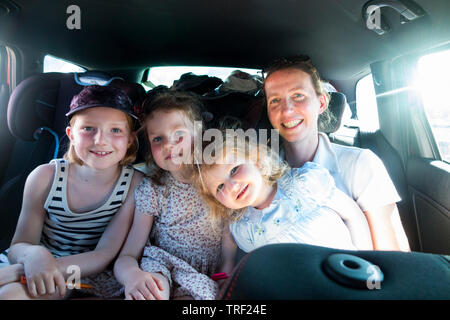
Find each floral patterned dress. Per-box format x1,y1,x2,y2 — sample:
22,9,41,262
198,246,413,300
134,173,222,300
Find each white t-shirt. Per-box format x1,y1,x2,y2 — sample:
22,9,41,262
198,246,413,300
312,133,401,212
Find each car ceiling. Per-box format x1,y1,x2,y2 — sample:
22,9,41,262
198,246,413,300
0,0,450,82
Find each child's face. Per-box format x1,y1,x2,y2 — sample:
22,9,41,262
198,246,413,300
146,109,194,174
66,107,134,170
203,157,268,210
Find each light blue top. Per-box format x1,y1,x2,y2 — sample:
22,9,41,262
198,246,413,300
230,162,356,252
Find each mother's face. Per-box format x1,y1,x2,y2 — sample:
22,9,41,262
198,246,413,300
264,68,327,143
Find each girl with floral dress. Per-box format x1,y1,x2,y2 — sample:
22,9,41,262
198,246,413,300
114,90,234,300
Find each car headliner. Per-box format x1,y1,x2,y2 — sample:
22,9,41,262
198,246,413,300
0,0,450,82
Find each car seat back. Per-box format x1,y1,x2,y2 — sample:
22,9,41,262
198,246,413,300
359,130,419,251
219,243,450,299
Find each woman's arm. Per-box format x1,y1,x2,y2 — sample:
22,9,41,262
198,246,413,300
363,204,410,251
351,150,410,251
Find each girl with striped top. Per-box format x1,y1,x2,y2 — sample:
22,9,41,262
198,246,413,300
0,85,143,299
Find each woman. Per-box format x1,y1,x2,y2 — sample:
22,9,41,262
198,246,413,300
263,57,409,251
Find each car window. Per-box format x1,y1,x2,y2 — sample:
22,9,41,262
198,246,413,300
0,47,3,84
355,73,380,132
43,54,86,73
144,66,260,89
0,46,15,92
416,49,450,163
0,47,4,86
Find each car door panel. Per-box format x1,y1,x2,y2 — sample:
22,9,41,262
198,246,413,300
407,158,450,254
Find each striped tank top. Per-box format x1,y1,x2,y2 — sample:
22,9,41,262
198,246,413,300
41,159,134,257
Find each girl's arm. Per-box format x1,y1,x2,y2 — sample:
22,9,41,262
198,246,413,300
7,164,67,297
56,172,144,278
215,222,237,291
295,164,373,250
363,204,410,251
218,221,237,275
327,188,374,250
113,208,166,300
0,264,24,287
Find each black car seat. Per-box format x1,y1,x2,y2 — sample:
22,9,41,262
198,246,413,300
219,243,450,299
358,130,418,251
0,72,145,250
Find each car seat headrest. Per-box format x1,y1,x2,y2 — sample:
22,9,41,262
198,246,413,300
7,72,146,142
110,78,146,108
7,72,83,141
322,92,347,134
74,71,123,86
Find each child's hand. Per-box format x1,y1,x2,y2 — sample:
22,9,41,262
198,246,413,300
23,246,66,298
217,278,229,292
0,263,24,286
124,269,168,300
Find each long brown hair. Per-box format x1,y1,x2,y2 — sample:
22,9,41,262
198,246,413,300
138,90,205,185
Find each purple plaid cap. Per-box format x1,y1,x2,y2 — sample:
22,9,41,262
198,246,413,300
66,85,138,119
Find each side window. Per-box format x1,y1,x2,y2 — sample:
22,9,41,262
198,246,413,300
416,49,450,163
355,74,380,132
0,46,16,92
0,47,3,83
43,55,86,73
0,46,4,85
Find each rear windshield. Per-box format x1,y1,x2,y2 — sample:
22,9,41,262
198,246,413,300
144,66,260,89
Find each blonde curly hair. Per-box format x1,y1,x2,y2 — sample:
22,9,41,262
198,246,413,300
194,128,289,223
